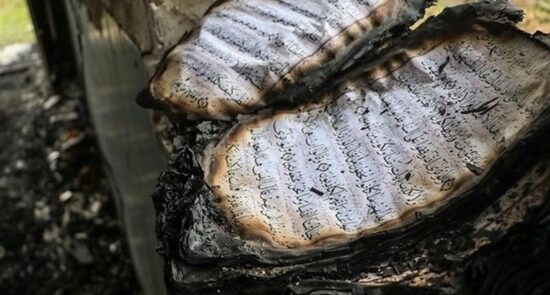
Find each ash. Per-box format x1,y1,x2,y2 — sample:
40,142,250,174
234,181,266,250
0,44,139,294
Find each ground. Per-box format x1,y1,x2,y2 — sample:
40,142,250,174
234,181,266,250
0,45,140,294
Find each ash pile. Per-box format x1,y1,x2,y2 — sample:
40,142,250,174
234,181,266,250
0,45,139,294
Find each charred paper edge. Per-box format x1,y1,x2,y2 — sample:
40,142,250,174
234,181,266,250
142,0,431,120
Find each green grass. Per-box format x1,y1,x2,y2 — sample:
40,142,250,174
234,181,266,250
0,0,35,47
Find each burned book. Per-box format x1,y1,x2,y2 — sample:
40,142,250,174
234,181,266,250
148,1,550,294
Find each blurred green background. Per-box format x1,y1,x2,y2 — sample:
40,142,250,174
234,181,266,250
0,0,35,47
0,0,548,48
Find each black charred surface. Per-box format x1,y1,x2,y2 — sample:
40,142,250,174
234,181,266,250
465,196,550,295
27,0,77,90
151,2,550,294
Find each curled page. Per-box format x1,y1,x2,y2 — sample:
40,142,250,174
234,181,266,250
143,0,429,120
202,5,550,248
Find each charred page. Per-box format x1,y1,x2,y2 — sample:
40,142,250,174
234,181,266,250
143,0,429,120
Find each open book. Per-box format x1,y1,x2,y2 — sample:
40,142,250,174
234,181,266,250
144,1,550,293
